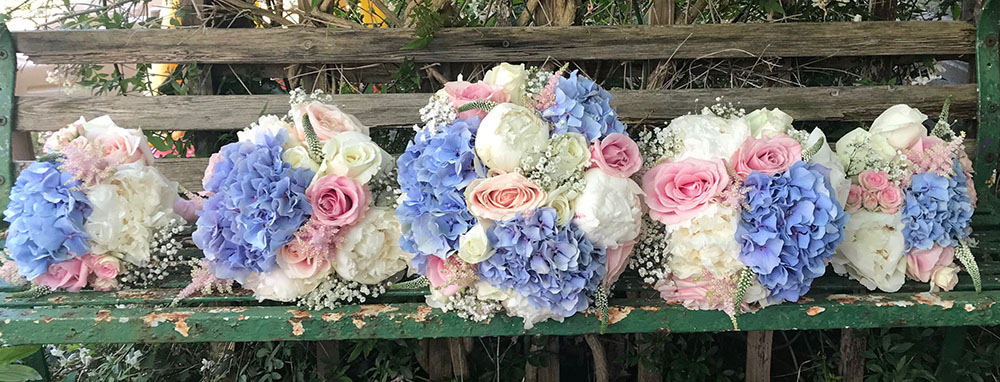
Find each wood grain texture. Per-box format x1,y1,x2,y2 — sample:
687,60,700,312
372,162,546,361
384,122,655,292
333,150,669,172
11,21,975,64
746,331,773,382
14,84,976,132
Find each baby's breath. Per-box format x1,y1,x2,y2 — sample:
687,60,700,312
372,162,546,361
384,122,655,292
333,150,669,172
298,277,388,310
629,215,671,285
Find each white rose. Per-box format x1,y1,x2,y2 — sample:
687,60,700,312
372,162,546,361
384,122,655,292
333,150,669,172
834,128,898,175
573,169,644,247
545,185,579,226
282,146,320,172
546,133,591,176
670,114,750,161
475,281,508,301
315,131,391,184
503,293,564,330
484,63,529,105
243,269,324,302
806,128,851,206
457,223,493,264
85,163,182,265
332,208,408,284
665,204,745,279
831,211,907,292
745,108,793,138
870,104,928,149
238,115,302,149
931,264,960,291
475,103,550,173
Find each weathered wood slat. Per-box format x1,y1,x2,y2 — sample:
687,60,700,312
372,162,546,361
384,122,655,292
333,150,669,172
0,291,997,344
14,84,976,132
11,22,975,64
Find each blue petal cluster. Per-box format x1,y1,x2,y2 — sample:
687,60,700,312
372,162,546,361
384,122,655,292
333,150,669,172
541,70,626,141
3,161,92,280
736,161,848,302
902,159,973,251
396,117,483,273
478,208,606,317
193,129,314,282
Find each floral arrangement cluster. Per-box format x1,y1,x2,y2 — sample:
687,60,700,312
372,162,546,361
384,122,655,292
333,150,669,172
632,105,850,320
396,63,642,328
1,116,191,292
191,89,407,306
831,102,978,293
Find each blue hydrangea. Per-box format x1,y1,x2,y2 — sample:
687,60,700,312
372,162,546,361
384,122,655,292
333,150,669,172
736,161,848,302
3,161,92,280
902,159,973,251
193,129,314,282
396,118,484,273
541,70,626,141
478,208,606,317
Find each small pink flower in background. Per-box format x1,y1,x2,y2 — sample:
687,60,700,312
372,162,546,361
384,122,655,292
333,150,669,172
846,184,863,212
590,133,643,178
306,174,371,227
858,170,891,191
907,245,957,291
877,186,903,214
85,255,121,291
35,257,91,292
958,150,977,206
442,81,510,120
603,241,635,288
277,240,332,279
427,255,471,296
203,153,222,189
291,101,369,142
465,173,547,221
730,135,802,178
862,193,880,211
642,158,729,225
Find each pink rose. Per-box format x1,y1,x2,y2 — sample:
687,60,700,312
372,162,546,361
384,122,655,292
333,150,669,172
858,170,891,191
202,152,222,189
35,258,91,292
292,101,368,142
730,135,802,178
877,186,903,214
846,184,864,212
465,173,547,221
84,255,120,280
958,150,977,206
277,240,331,279
908,136,945,155
442,81,510,120
426,255,470,296
906,245,955,282
654,275,726,311
173,198,204,224
862,192,879,211
642,158,729,225
90,129,154,166
590,133,643,178
603,241,635,288
306,174,371,227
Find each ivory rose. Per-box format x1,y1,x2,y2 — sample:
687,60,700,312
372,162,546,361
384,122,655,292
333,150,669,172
730,135,802,178
574,169,644,247
590,133,642,178
277,240,331,279
858,170,891,191
475,103,549,173
870,104,928,149
906,245,955,283
642,158,730,225
669,114,751,160
291,101,368,142
545,186,579,226
35,258,90,292
603,241,635,288
282,146,321,173
465,173,547,221
81,116,154,165
237,115,302,149
931,265,960,291
745,108,793,138
483,63,529,106
440,81,510,120
314,131,391,184
306,174,371,227
547,133,591,175
457,223,493,264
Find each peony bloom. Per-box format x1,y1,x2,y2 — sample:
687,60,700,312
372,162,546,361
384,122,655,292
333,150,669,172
603,241,635,288
465,173,547,221
574,169,644,248
291,100,369,142
243,268,325,302
590,133,642,178
457,223,493,264
306,174,371,228
642,158,729,225
475,103,549,173
665,204,745,279
332,207,409,284
81,116,154,166
440,81,510,120
314,131,392,184
35,258,90,292
869,104,928,149
906,245,955,284
484,63,530,106
730,135,802,178
668,114,750,161
503,292,564,330
745,108,793,138
831,211,907,292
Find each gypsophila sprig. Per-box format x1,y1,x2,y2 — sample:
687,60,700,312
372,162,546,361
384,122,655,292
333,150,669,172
702,98,746,120
636,127,683,168
629,215,671,285
298,278,389,310
417,93,457,134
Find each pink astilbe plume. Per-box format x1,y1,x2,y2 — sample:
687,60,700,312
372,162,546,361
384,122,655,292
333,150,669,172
58,137,124,188
531,65,570,111
291,219,343,260
0,261,27,286
906,134,965,176
173,259,234,303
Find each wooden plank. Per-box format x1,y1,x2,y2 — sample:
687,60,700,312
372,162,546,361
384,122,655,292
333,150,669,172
746,331,773,382
13,84,977,132
11,22,975,65
1,291,998,345
839,329,866,382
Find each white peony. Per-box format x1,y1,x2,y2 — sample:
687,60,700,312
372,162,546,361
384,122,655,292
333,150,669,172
84,163,182,265
332,207,408,284
806,128,851,206
503,293,564,330
831,211,907,292
573,169,644,248
745,108,793,138
457,223,493,264
869,104,928,149
243,268,326,302
545,185,579,226
476,103,550,173
834,128,898,174
664,203,745,279
669,114,750,161
315,131,392,184
282,146,320,172
238,115,302,149
484,63,529,105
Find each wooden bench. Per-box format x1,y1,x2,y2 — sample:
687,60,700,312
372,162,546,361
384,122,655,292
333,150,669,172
2,1,1000,380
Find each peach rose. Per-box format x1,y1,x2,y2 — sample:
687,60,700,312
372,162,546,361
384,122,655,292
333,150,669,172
730,135,802,178
590,133,643,178
465,173,547,221
603,241,635,288
858,170,891,191
291,101,368,142
306,174,371,227
277,240,332,279
877,186,903,214
441,81,510,120
862,192,879,211
35,258,91,292
642,158,729,225
906,245,955,283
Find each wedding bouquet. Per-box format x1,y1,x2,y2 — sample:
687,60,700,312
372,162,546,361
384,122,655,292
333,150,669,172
1,116,190,292
396,63,643,328
831,101,978,292
633,104,850,320
191,89,408,305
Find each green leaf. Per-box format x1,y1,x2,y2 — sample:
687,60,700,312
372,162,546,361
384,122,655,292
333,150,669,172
0,346,39,365
401,37,432,50
311,0,323,10
0,364,42,382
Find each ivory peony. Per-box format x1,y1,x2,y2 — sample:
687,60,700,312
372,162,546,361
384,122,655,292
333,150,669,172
745,108,793,138
475,103,550,173
664,204,745,279
573,169,644,248
831,211,907,292
668,114,750,161
332,207,408,284
503,292,564,330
